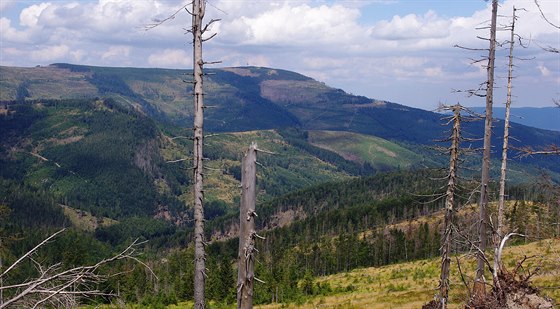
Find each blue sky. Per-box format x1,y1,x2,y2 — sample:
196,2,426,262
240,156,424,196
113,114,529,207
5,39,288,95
1,0,559,110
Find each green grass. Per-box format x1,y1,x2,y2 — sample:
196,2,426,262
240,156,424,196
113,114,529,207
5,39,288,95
88,239,558,309
255,239,560,309
60,205,117,232
307,130,430,170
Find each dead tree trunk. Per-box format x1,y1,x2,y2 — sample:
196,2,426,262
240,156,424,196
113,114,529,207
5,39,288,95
192,0,206,307
438,104,462,308
237,142,258,309
494,6,518,281
474,0,498,297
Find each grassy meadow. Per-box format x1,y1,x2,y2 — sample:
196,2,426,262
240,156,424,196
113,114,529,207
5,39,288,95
90,238,559,308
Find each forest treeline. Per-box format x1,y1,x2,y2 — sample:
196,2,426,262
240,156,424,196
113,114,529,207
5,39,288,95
1,98,559,307
1,167,557,307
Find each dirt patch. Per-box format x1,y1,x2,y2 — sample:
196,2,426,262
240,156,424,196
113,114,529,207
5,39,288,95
222,67,260,77
267,207,307,229
343,100,386,108
211,221,240,241
371,145,397,158
260,79,327,103
311,141,363,163
47,135,84,146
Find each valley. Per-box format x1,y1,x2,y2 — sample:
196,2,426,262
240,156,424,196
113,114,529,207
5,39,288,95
0,63,559,308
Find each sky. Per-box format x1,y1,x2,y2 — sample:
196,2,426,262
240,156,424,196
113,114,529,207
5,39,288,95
1,0,559,110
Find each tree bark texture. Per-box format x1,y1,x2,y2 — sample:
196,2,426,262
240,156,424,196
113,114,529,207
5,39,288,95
237,142,258,309
192,0,206,307
438,104,461,309
474,0,498,296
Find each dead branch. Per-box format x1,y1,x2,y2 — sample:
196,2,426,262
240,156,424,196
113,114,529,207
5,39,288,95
517,144,560,157
534,0,560,29
143,3,191,30
496,233,525,274
0,231,152,309
166,158,193,163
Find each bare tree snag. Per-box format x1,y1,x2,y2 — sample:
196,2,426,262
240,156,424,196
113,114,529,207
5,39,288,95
494,7,518,283
192,0,207,307
437,104,462,309
474,0,498,297
0,229,151,308
237,142,258,309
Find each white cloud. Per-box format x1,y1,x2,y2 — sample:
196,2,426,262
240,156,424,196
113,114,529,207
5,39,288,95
537,63,551,77
220,3,363,46
371,10,450,40
148,48,191,68
30,44,70,62
102,45,131,60
0,0,558,108
20,2,50,27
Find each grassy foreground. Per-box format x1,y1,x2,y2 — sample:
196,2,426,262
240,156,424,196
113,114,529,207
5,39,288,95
256,238,560,309
96,238,558,308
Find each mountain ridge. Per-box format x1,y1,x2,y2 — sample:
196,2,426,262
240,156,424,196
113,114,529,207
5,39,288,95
2,63,558,173
468,106,560,131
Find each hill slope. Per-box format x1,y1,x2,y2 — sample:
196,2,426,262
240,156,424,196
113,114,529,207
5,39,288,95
2,98,433,223
1,64,558,160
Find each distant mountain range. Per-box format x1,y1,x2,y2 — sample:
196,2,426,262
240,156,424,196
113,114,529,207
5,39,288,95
469,106,559,131
2,63,559,308
1,63,559,224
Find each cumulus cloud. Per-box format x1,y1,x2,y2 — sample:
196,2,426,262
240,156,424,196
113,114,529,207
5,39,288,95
219,3,363,46
30,44,70,62
148,49,191,67
0,0,558,108
102,45,131,61
371,10,450,40
19,2,50,27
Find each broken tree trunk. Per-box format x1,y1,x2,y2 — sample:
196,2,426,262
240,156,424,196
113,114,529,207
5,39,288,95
237,142,258,309
438,104,462,308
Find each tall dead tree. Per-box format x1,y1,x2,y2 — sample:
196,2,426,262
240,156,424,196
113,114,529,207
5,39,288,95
237,142,259,309
494,7,518,280
437,104,462,309
192,0,207,307
144,2,220,307
474,0,498,297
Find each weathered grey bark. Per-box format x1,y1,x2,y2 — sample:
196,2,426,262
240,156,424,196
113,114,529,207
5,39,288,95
438,104,462,309
237,142,258,309
474,0,498,296
494,7,517,281
192,0,207,307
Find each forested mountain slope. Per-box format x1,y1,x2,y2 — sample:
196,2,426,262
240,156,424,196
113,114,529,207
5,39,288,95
1,63,559,308
1,63,558,173
1,98,432,224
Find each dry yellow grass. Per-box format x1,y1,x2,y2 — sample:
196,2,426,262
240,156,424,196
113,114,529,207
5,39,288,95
256,238,560,309
61,205,118,232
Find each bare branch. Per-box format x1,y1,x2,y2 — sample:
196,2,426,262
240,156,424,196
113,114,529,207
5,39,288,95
166,158,192,163
534,0,560,29
143,4,191,30
1,229,66,278
1,233,151,309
